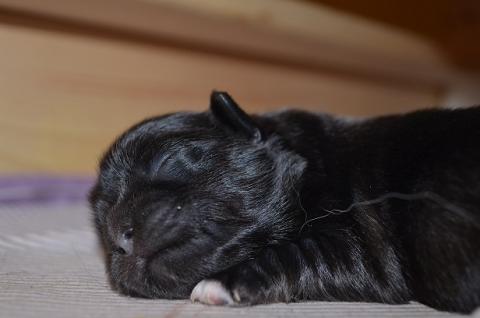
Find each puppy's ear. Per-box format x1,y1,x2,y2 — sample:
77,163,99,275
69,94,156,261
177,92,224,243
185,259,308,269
210,91,264,142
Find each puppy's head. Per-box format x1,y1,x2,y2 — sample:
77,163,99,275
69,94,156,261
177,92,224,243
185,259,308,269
89,92,306,298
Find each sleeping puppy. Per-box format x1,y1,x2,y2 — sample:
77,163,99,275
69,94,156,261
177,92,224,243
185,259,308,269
90,91,480,313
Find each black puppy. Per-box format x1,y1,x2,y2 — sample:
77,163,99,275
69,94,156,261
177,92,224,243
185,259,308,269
90,92,480,313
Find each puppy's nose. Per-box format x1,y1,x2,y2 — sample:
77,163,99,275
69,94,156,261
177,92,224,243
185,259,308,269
116,228,134,255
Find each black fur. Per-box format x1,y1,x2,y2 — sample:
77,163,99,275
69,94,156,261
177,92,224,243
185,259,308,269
90,92,480,313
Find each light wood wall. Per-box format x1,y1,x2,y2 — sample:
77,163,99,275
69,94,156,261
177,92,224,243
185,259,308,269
0,0,466,174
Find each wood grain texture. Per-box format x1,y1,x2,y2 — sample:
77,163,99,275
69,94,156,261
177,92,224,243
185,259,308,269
0,23,441,174
0,0,453,86
310,0,480,71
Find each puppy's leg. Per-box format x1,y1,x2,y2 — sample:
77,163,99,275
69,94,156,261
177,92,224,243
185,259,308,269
190,259,287,306
190,243,302,306
190,238,411,306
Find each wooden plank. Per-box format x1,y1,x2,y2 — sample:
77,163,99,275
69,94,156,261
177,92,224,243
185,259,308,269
0,0,452,87
308,0,480,71
0,24,439,174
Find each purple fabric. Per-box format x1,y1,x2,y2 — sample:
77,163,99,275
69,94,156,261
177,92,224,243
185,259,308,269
0,176,94,205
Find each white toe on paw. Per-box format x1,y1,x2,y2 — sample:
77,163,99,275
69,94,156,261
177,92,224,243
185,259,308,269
190,279,234,306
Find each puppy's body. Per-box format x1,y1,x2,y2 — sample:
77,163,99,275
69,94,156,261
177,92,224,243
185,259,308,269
90,93,480,313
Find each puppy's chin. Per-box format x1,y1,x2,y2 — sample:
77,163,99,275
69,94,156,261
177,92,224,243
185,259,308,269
109,251,196,299
109,254,159,298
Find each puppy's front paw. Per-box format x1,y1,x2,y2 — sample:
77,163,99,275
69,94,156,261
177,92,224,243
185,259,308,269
190,263,277,306
190,279,234,306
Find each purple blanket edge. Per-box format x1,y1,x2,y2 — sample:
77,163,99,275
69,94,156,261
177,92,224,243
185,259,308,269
0,176,95,205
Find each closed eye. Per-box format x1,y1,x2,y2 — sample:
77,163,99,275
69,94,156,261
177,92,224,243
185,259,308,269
148,146,207,180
